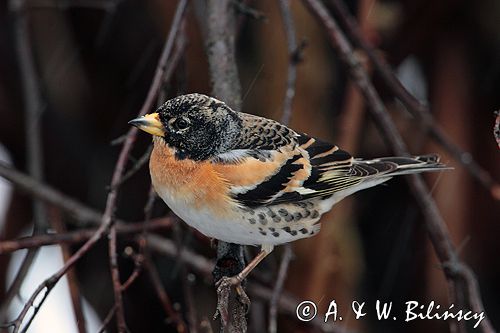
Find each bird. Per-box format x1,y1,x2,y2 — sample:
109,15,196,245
129,93,448,286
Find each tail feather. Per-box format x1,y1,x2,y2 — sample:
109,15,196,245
353,154,450,178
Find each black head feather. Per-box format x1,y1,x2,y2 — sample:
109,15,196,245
156,93,242,160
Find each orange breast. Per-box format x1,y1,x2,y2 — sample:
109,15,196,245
149,142,234,215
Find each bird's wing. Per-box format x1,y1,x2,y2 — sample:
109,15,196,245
210,113,370,207
212,113,446,208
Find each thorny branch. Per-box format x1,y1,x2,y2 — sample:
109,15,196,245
328,0,500,201
302,1,495,333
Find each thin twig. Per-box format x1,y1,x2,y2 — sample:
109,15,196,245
328,0,500,201
48,207,86,333
120,187,157,292
0,250,38,321
146,234,354,333
0,217,173,254
108,144,152,190
0,161,104,227
268,2,298,331
97,305,117,333
108,226,127,332
302,1,495,333
0,0,188,330
120,250,144,292
268,245,293,333
143,255,188,333
231,0,266,21
494,111,500,149
105,2,188,331
2,0,48,320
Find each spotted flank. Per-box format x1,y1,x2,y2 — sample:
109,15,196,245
242,202,322,244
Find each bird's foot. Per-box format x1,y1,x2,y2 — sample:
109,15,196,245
214,275,251,327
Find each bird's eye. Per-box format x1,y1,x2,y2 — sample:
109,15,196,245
173,118,190,130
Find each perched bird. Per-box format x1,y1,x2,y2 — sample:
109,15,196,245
129,93,447,284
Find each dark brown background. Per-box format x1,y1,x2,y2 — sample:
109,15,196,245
0,0,499,332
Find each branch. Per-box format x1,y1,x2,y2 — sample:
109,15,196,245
302,1,495,333
105,1,188,331
97,304,117,333
0,0,188,330
0,161,103,226
0,217,173,254
146,234,354,333
268,245,293,333
143,255,188,333
495,111,500,150
268,2,299,331
48,207,86,333
2,0,49,321
328,0,500,201
203,0,248,330
278,0,299,125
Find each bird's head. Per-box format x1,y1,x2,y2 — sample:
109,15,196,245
129,93,242,160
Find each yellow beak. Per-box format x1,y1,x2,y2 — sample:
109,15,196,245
128,113,165,137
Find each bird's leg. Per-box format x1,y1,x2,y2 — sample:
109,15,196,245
215,245,274,319
218,245,273,286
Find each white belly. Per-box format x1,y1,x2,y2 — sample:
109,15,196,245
153,182,325,246
154,183,265,246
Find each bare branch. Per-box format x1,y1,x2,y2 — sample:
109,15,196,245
108,144,152,191
48,207,86,333
302,1,495,332
328,0,500,201
495,111,500,150
0,162,103,226
1,0,49,321
105,1,188,330
203,0,248,330
0,0,188,330
278,0,299,125
97,305,117,333
146,234,355,333
143,255,188,333
268,245,293,333
0,217,173,255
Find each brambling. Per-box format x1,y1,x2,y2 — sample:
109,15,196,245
129,93,447,284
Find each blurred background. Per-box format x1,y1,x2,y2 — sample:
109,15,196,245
0,0,499,332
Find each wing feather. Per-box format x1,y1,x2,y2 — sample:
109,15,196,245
211,116,446,208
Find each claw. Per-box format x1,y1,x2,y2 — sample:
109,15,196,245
214,275,252,326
